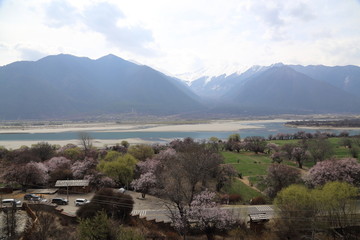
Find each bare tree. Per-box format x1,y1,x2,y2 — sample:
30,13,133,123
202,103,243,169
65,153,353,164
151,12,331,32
78,132,93,155
28,210,61,240
1,202,17,239
132,141,224,239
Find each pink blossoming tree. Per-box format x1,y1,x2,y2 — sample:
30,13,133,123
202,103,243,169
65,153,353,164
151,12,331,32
171,190,236,240
306,158,360,187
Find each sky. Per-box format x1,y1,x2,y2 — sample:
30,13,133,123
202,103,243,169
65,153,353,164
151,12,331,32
1,0,360,79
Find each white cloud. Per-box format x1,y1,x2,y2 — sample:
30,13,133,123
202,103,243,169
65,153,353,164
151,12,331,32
44,0,79,28
0,0,359,77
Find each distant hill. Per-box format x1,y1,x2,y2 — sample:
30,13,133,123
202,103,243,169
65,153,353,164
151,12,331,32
222,65,360,114
189,63,286,99
0,54,203,120
189,63,360,114
1,55,359,120
288,65,360,96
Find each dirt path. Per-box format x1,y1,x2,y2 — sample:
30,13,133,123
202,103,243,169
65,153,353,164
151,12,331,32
237,176,262,193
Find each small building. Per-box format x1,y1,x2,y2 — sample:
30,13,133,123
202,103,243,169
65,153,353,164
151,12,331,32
55,180,90,194
247,213,270,232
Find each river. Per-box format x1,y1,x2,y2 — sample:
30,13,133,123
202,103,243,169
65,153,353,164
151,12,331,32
0,121,359,145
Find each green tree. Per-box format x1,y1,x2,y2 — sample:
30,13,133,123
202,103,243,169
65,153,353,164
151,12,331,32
76,188,134,222
77,210,144,240
208,136,221,151
102,151,123,162
306,138,334,163
31,142,55,161
314,181,358,235
98,154,137,187
275,182,359,239
120,140,130,149
128,144,154,161
77,210,116,240
274,185,318,239
228,133,240,142
62,147,84,161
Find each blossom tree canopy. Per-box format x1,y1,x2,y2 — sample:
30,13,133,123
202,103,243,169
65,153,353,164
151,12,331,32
2,161,49,189
306,158,360,187
45,156,72,172
171,190,236,240
71,157,98,179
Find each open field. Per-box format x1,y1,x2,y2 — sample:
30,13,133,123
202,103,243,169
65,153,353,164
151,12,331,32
0,119,288,149
222,178,264,203
221,137,359,201
0,119,287,134
222,151,272,176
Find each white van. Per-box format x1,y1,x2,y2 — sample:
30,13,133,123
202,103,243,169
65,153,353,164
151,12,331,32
1,198,21,207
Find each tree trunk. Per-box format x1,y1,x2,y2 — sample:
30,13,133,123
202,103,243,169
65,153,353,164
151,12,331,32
205,229,215,240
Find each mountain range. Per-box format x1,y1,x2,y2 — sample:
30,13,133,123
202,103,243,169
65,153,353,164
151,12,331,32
0,54,359,120
0,54,202,120
189,63,360,115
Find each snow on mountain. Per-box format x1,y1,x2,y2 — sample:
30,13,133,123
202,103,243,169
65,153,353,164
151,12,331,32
176,63,250,83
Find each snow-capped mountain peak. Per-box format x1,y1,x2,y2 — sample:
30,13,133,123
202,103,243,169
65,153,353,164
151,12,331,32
176,63,250,82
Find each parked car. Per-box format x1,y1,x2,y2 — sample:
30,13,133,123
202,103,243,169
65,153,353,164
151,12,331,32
51,198,68,205
74,198,90,206
1,198,21,206
24,194,41,201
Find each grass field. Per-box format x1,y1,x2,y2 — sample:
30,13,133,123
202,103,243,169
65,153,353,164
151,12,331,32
222,151,271,176
220,137,359,202
221,151,271,201
222,178,264,203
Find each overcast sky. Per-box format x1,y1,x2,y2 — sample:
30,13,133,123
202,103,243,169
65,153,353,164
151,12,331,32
1,0,360,79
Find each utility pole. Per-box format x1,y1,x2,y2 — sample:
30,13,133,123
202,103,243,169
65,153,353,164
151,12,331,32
66,179,69,202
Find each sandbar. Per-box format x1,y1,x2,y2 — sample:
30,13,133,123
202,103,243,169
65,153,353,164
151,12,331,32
0,119,288,149
0,119,287,134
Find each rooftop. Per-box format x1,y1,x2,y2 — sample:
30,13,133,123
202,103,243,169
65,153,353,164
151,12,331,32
55,180,90,187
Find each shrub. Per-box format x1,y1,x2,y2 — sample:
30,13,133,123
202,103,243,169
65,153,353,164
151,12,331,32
250,196,266,205
228,194,242,204
76,188,134,223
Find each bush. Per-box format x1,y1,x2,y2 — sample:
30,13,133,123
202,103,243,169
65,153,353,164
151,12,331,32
76,188,134,223
218,194,242,204
0,187,13,194
228,194,242,204
250,196,266,205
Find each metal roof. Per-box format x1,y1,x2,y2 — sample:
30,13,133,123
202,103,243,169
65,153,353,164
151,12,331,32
248,213,270,221
55,180,90,187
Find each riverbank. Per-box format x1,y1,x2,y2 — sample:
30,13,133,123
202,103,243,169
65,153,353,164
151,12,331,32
0,119,289,149
0,119,287,134
0,138,157,150
284,124,360,130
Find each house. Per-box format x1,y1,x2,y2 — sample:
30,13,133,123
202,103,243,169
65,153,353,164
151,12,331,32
55,180,90,194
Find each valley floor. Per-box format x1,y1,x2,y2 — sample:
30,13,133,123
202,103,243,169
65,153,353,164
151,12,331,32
0,119,285,149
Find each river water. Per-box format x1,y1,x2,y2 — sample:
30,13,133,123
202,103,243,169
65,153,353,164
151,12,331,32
0,122,359,143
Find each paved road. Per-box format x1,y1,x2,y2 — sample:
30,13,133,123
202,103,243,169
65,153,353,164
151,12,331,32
7,190,275,223
50,191,276,223
130,205,275,223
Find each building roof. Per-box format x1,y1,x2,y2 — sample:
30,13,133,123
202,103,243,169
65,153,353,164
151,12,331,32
248,213,270,221
55,180,90,187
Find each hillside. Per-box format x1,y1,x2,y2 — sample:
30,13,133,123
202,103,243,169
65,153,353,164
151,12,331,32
222,65,360,114
0,54,203,120
289,64,360,96
189,63,360,115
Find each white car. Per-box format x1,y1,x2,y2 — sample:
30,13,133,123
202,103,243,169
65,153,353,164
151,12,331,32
74,198,90,206
1,198,21,206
